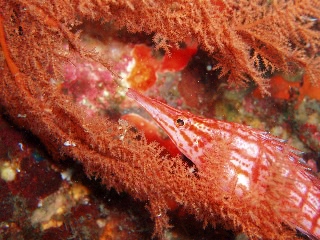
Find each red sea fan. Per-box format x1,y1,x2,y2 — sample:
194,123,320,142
107,0,320,94
0,0,320,239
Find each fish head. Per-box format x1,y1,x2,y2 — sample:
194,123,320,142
127,88,206,166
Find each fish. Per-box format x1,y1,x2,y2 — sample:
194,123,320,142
126,87,320,239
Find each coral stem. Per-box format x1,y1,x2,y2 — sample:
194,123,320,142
0,15,19,76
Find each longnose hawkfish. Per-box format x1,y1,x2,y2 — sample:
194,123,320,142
126,88,320,239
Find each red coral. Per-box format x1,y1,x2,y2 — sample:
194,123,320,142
0,1,320,239
126,44,160,91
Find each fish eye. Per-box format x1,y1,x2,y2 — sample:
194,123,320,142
176,118,185,127
175,116,188,128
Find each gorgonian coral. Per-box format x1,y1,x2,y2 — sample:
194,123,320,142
1,0,319,239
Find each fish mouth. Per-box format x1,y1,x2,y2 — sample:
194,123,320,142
126,88,180,121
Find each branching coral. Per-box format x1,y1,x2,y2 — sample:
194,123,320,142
0,0,319,239
107,0,320,94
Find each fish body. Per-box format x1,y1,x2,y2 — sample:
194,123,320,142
126,88,320,239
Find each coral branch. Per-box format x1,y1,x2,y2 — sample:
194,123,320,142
0,15,19,76
0,0,319,239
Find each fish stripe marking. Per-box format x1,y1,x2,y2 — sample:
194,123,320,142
126,88,320,239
